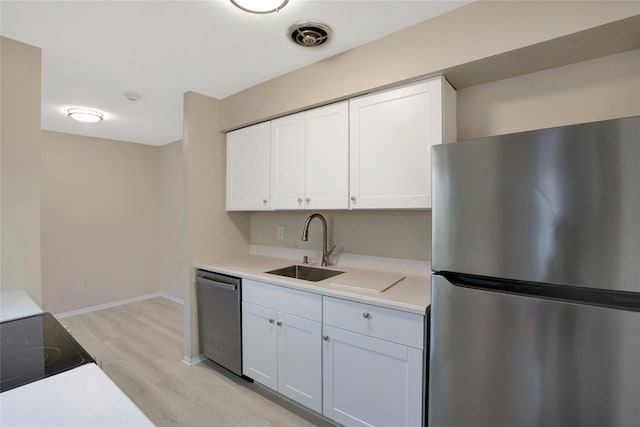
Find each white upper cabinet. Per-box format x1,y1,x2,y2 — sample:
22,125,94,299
226,122,271,211
270,112,306,209
271,101,349,210
305,102,349,209
227,76,455,211
349,76,456,209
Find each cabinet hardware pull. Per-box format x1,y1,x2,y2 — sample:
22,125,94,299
323,335,330,341
277,321,283,327
263,199,268,204
305,197,310,203
362,312,372,319
350,196,356,202
298,197,303,203
269,319,275,324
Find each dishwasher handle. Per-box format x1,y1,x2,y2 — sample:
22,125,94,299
196,276,238,291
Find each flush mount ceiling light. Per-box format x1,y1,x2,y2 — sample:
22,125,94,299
230,0,288,14
67,108,104,123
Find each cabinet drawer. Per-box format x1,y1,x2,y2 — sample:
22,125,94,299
323,297,424,349
243,279,322,322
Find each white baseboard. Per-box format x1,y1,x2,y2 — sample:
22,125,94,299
182,354,206,366
159,292,184,305
54,292,183,319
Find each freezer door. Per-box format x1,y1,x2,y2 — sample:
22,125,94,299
432,116,640,293
429,275,640,427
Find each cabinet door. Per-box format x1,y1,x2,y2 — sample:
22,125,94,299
271,112,306,210
277,312,322,413
226,122,271,211
305,101,349,209
349,78,443,209
323,325,423,427
242,302,278,390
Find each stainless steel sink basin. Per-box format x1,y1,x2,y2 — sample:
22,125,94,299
265,265,345,282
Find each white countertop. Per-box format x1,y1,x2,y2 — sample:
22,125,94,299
0,290,43,322
0,363,153,426
196,254,431,315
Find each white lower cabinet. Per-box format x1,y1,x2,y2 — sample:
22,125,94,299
277,312,322,411
242,302,278,389
242,280,424,425
322,326,423,427
322,296,424,427
242,280,322,413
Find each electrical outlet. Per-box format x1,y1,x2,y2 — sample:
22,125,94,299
277,226,284,240
75,281,84,292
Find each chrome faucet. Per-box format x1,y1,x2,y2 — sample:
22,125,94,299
301,213,335,267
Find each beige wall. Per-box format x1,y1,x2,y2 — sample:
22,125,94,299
1,37,184,313
220,1,639,130
247,51,640,262
457,49,640,140
182,91,251,359
251,211,431,261
159,140,186,301
41,131,161,313
3,3,638,359
0,37,42,304
184,92,250,268
228,1,639,264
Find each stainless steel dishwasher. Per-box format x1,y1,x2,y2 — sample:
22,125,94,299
196,269,242,376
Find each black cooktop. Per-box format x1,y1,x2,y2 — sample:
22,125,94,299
0,312,95,392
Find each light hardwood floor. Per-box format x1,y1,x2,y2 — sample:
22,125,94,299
61,297,320,427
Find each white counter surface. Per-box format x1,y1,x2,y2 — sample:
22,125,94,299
0,363,153,426
196,254,430,314
0,290,43,322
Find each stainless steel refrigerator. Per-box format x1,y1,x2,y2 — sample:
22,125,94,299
429,116,640,427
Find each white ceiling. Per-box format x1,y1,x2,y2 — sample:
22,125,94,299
0,0,468,146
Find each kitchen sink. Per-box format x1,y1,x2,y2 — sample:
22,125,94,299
265,265,345,282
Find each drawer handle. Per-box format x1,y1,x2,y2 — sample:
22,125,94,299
269,319,275,324
362,312,372,320
277,321,283,327
323,335,330,341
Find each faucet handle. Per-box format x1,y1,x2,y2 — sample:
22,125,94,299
322,245,337,267
302,255,309,265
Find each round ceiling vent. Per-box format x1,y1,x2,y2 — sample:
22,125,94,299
288,22,332,47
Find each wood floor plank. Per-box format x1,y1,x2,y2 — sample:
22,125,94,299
60,297,319,427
